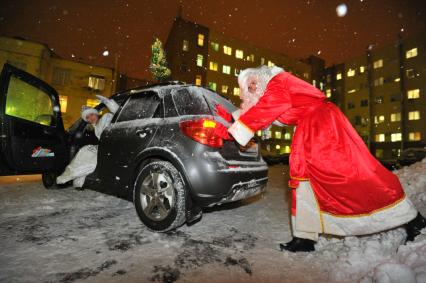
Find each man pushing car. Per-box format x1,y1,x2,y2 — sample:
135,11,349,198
215,65,426,252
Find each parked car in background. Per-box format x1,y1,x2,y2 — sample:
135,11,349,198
0,63,268,232
398,148,426,167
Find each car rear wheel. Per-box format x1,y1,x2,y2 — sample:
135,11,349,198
133,161,186,232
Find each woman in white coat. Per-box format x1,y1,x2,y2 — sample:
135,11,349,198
56,95,119,188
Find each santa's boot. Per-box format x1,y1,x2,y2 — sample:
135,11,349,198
405,213,426,242
279,237,316,252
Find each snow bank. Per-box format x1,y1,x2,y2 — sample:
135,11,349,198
317,158,426,283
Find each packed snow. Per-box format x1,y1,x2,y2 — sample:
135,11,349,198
0,160,425,283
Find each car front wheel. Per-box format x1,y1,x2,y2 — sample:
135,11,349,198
133,160,186,232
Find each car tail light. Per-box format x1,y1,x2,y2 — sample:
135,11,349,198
179,118,224,148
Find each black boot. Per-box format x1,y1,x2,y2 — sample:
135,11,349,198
405,213,426,242
279,237,316,252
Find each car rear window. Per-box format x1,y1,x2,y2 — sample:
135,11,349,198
200,87,238,114
116,91,160,122
172,87,211,116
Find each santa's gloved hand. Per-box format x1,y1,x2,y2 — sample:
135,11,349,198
213,123,234,141
95,95,119,114
215,104,233,123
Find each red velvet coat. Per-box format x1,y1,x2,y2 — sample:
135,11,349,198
233,72,406,217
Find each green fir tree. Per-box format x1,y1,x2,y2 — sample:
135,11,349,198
149,38,171,82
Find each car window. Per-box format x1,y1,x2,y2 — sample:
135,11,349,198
116,91,160,122
172,87,211,116
199,87,238,114
5,74,56,126
164,94,179,117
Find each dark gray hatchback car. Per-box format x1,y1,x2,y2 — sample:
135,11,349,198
0,64,269,231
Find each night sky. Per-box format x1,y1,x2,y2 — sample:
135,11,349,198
1,0,425,79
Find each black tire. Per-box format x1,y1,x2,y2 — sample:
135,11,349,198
42,172,58,189
133,161,186,232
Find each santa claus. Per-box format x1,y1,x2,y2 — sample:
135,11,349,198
218,66,426,252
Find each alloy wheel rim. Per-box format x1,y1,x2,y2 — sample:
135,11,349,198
140,170,175,221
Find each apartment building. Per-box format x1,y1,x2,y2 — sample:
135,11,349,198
325,32,426,160
0,36,114,128
165,16,323,157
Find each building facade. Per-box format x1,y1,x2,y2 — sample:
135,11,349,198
325,32,426,161
165,16,324,157
0,36,115,128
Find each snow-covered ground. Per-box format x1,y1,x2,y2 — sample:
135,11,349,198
0,161,425,283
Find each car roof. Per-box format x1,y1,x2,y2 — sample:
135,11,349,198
111,81,234,104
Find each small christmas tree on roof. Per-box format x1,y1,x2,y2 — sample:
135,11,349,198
149,38,171,82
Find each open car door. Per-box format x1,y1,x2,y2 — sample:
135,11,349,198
0,63,69,186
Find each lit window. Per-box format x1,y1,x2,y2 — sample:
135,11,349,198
336,73,342,80
197,34,204,46
86,98,100,108
319,82,324,90
235,49,244,59
209,61,218,71
347,89,356,94
222,65,231,74
391,133,402,142
233,87,240,96
284,145,291,153
275,144,281,150
375,134,385,142
326,89,331,98
347,68,355,77
266,144,271,151
88,75,106,91
374,77,384,86
374,115,385,124
312,80,316,87
267,60,275,67
373,59,383,69
234,68,240,76
208,82,217,91
223,45,232,55
59,95,68,113
246,54,255,62
260,57,265,65
195,75,202,86
284,133,291,140
408,111,420,120
406,48,418,59
196,54,203,67
407,89,420,99
257,130,262,137
408,132,421,141
275,132,282,139
375,149,384,158
359,66,365,73
304,73,310,79
210,41,219,51
394,77,401,82
390,113,401,122
182,40,189,51
221,85,228,94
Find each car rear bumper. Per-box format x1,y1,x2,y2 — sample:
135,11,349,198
182,151,269,207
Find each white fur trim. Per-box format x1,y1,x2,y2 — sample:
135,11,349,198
228,120,254,146
232,109,241,121
81,108,98,121
321,197,417,236
295,181,322,233
294,181,418,236
291,216,319,241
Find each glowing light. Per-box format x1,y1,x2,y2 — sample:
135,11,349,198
203,120,216,128
336,4,348,17
102,50,109,56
